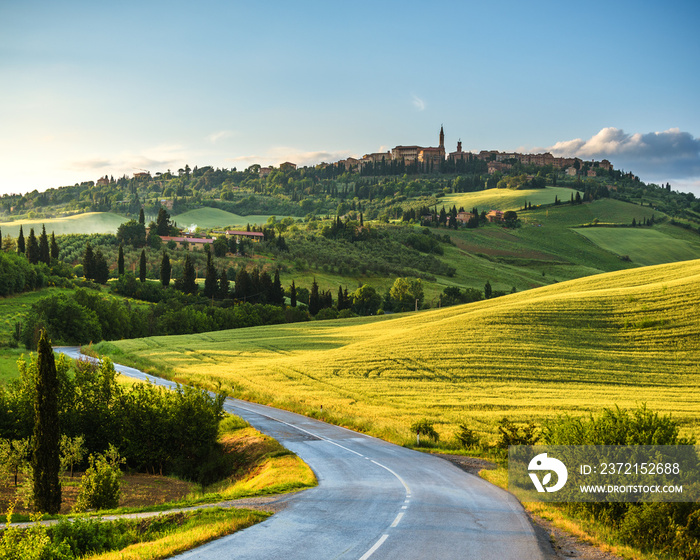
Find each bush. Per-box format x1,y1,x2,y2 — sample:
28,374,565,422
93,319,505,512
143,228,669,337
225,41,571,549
455,423,480,449
0,509,72,560
542,406,700,559
74,446,123,512
315,307,338,320
496,417,538,448
410,418,439,445
50,517,131,558
20,294,102,349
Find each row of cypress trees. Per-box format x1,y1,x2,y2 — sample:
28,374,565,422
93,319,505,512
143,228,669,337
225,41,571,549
4,224,59,265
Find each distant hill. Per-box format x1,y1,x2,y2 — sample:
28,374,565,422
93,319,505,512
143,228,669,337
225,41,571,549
98,259,700,442
171,207,300,230
0,212,128,236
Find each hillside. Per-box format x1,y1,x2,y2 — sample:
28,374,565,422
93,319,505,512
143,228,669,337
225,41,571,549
0,212,128,236
171,207,300,230
96,259,700,443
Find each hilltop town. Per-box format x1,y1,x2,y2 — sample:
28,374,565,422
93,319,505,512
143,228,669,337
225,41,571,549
326,126,613,177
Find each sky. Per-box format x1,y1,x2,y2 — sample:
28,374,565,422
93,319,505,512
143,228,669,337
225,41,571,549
1,0,699,196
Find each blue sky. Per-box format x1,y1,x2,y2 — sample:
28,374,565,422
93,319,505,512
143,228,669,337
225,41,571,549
1,0,699,195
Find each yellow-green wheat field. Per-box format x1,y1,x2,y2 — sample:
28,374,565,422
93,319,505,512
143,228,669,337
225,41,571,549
100,259,700,444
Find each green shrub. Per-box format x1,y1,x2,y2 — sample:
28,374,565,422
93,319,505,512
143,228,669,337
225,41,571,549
74,446,123,512
455,423,480,449
496,417,538,448
410,418,439,445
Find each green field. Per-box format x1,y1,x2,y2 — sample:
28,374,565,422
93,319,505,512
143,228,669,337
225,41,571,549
172,208,301,229
95,259,700,444
442,186,580,212
0,212,128,236
575,226,700,266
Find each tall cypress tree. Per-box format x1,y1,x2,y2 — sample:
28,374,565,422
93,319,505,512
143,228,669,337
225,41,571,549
204,251,217,298
83,242,95,280
139,249,147,283
337,285,345,310
117,244,125,276
39,225,50,264
218,268,229,299
160,251,171,287
50,232,59,261
138,208,145,225
182,254,197,294
94,248,109,284
234,267,251,301
17,225,25,255
290,280,297,307
33,329,61,513
26,228,39,264
272,269,284,305
309,279,320,315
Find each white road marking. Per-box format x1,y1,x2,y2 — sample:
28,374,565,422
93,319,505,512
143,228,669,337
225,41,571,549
391,512,404,527
358,534,389,560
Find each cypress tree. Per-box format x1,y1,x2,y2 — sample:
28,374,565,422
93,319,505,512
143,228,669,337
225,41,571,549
39,225,50,264
218,268,229,299
155,207,171,236
50,232,59,260
235,267,251,301
290,280,297,307
26,228,39,264
182,254,197,294
83,242,95,280
160,251,171,287
117,244,125,276
272,269,284,305
203,251,217,298
309,279,320,315
94,248,109,284
338,285,345,310
138,208,145,225
33,329,62,513
17,225,25,254
139,249,147,283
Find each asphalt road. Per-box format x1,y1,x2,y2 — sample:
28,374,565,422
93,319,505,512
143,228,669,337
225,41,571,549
56,347,552,560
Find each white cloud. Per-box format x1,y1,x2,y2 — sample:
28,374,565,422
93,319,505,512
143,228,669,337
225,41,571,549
207,130,235,144
546,127,700,183
411,94,426,111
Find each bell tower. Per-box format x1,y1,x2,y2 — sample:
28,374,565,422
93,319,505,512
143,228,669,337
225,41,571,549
439,125,445,149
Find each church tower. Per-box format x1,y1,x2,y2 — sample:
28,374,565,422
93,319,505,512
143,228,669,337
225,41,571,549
439,125,445,149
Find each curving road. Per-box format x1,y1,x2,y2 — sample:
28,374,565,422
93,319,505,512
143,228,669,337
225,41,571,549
56,347,552,560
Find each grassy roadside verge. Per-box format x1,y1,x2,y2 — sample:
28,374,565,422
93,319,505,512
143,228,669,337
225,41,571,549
478,467,669,560
0,409,316,559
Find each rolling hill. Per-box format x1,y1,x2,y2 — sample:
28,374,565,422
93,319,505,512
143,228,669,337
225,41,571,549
96,259,700,443
0,212,128,236
172,207,301,229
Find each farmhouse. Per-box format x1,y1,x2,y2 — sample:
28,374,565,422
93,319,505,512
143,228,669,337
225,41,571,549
486,210,504,223
160,236,214,250
225,230,265,242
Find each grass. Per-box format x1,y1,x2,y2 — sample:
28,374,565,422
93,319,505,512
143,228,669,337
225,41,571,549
478,467,660,560
84,508,269,560
172,208,301,229
574,226,700,266
94,259,700,446
0,415,315,520
442,186,582,212
0,212,128,237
